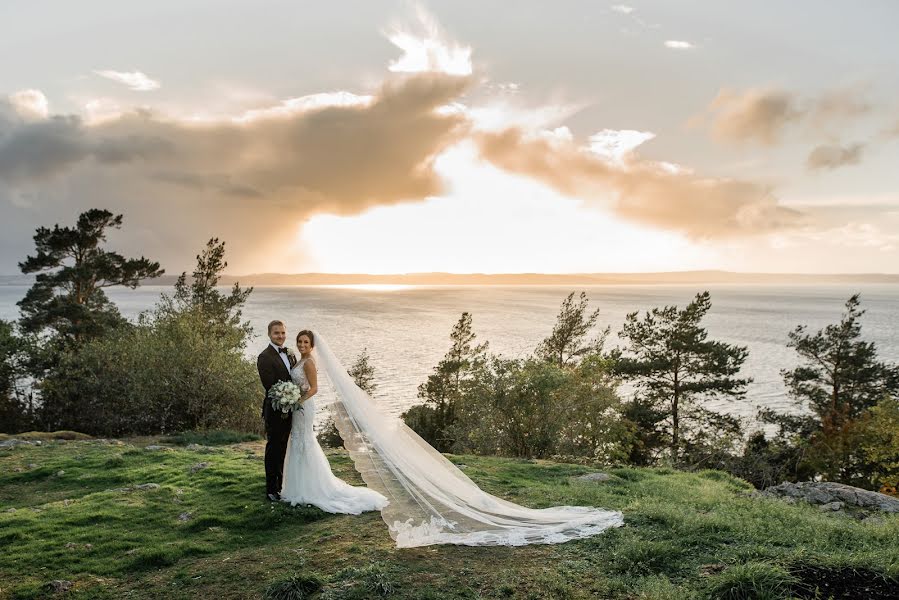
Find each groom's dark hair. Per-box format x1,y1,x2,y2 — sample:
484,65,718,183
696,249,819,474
267,320,285,335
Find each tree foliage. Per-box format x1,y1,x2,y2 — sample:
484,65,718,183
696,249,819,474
158,238,252,343
402,313,487,452
39,310,259,435
36,237,258,436
17,209,162,345
782,294,899,430
859,396,899,493
0,320,36,433
763,294,899,487
612,291,750,462
536,291,609,367
455,354,633,461
347,348,377,395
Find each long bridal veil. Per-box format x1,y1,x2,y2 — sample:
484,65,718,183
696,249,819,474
313,333,624,548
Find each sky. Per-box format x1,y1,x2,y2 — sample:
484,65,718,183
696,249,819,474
1,0,898,275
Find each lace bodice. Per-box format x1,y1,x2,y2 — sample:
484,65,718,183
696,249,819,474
290,358,310,390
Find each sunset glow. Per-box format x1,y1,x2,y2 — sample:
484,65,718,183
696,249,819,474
295,144,710,274
1,2,898,276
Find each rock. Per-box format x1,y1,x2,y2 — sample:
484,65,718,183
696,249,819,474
34,440,42,446
12,466,23,473
143,445,169,451
65,542,78,549
0,439,30,448
189,462,210,474
186,443,209,451
819,501,845,512
27,463,37,469
56,470,65,477
699,563,726,576
45,580,72,593
579,472,612,482
761,481,899,513
178,512,193,522
6,507,16,513
109,483,160,493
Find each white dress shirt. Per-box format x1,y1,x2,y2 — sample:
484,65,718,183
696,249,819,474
270,341,291,372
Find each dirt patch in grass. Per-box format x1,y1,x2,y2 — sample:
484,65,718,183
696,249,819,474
789,564,899,600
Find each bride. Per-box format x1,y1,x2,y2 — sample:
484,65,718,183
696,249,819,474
282,329,624,548
281,330,389,514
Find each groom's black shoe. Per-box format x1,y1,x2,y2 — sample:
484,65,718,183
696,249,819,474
267,492,281,502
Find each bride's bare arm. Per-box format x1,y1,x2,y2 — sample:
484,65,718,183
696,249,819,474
302,359,318,400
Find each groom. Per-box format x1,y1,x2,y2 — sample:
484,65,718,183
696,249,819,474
257,320,297,501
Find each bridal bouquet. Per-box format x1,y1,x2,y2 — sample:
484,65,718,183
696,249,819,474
269,381,304,418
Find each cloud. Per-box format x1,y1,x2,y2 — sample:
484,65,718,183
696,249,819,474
94,70,161,91
806,142,865,170
476,127,803,239
0,71,475,271
1,72,473,201
9,89,49,120
810,85,871,125
698,85,874,146
664,40,695,49
385,7,472,76
611,5,635,14
586,129,656,164
704,88,804,145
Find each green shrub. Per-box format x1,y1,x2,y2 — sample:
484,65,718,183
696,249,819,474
40,309,260,436
263,573,324,600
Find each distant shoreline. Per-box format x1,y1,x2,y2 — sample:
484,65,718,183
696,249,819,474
5,270,899,286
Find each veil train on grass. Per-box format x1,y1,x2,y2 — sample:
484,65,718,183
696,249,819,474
313,332,624,548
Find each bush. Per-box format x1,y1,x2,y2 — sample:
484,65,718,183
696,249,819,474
40,309,260,436
859,396,899,493
0,320,36,433
263,573,323,600
452,355,633,461
316,415,344,449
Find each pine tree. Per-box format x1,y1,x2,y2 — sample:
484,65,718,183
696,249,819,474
612,291,750,462
402,312,487,452
17,209,162,345
536,291,608,367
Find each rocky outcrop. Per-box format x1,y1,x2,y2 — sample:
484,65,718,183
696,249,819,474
759,481,899,513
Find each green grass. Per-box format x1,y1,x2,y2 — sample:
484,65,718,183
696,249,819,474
1,438,896,599
164,430,263,446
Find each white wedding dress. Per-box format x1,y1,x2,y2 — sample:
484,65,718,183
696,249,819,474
280,357,389,514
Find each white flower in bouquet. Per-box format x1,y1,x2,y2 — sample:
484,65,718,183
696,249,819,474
268,381,304,418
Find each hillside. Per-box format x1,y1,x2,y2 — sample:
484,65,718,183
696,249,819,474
1,433,896,599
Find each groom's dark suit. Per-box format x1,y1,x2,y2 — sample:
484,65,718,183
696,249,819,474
258,344,297,496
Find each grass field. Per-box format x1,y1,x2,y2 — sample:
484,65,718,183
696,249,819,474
1,433,896,599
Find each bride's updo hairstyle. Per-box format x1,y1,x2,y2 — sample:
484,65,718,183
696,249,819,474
296,330,315,348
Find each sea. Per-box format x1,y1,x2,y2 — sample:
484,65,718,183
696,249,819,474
2,283,897,427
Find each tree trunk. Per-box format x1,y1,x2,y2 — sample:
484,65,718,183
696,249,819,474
671,371,679,462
